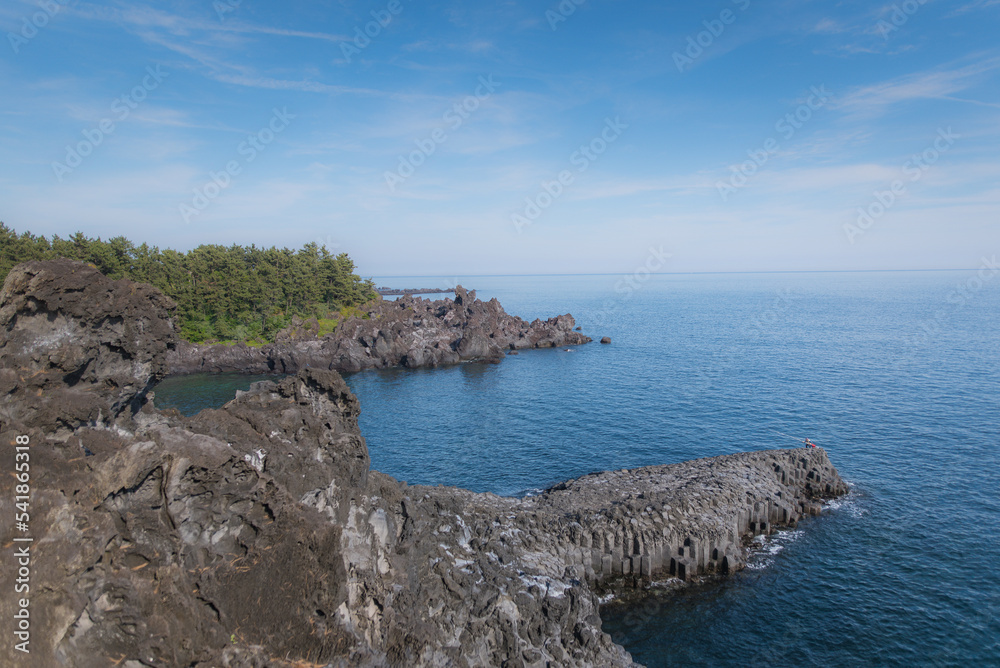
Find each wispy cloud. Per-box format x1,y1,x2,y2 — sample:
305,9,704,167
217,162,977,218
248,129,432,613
949,0,1000,16
836,57,1000,118
71,2,346,42
212,74,386,98
130,25,395,99
58,2,367,101
811,18,848,34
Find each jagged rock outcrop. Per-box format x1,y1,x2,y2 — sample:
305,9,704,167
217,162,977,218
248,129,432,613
0,260,848,668
166,287,592,375
0,260,176,436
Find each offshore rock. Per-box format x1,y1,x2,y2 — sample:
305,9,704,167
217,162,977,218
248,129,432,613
166,286,592,375
0,260,848,668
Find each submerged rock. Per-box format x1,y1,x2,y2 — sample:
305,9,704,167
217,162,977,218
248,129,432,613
0,260,848,667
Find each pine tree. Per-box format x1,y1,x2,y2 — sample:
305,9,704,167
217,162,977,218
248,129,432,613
0,223,378,343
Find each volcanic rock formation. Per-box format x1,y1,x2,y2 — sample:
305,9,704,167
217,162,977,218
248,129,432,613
167,287,591,375
0,260,848,668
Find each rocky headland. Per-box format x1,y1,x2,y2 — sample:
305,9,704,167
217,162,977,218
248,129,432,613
0,260,848,667
167,286,591,376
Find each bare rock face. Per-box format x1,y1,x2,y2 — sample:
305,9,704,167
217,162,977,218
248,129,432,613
0,260,848,668
274,315,322,344
167,286,593,375
0,260,176,435
4,376,361,668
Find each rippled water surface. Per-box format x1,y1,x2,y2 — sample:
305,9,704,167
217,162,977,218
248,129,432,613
155,272,1000,667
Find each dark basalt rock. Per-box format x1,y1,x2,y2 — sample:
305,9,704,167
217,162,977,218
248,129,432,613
166,286,593,376
0,259,848,668
601,337,612,344
0,260,176,435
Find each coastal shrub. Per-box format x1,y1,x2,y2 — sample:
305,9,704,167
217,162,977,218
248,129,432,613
339,304,368,320
317,318,339,337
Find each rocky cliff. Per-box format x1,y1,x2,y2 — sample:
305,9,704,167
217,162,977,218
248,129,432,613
0,260,848,668
0,260,176,436
167,287,591,375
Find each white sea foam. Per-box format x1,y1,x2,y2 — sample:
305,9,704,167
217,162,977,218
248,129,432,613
745,529,804,571
648,577,684,589
822,482,867,518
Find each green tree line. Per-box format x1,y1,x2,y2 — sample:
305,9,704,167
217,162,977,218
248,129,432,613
0,223,378,343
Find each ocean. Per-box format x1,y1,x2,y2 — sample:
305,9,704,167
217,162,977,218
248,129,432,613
155,271,1000,667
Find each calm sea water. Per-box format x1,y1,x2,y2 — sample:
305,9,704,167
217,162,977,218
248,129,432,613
154,373,281,416
155,272,1000,667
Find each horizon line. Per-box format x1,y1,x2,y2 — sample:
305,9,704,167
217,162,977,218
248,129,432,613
368,267,986,279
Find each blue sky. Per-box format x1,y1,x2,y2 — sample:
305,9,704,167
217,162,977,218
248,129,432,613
1,0,998,276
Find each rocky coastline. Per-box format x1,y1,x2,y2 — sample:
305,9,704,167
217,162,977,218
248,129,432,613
0,260,849,667
167,286,591,376
376,287,455,297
